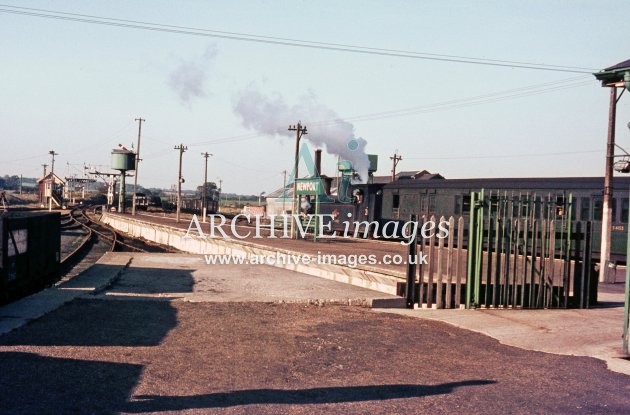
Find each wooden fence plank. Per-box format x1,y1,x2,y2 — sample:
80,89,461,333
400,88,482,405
436,216,445,309
427,215,436,308
455,217,464,308
445,216,454,308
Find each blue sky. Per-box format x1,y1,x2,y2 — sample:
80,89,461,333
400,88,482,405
1,0,630,194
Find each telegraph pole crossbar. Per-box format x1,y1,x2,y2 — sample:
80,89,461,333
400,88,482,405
390,151,402,181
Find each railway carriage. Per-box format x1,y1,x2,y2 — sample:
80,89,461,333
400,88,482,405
320,175,630,263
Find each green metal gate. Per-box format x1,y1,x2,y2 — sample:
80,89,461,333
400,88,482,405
465,190,594,309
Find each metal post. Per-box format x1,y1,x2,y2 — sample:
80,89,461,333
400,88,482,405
474,189,485,307
132,117,145,216
313,194,319,242
118,171,126,213
466,192,478,308
600,87,617,283
563,194,573,308
624,190,630,353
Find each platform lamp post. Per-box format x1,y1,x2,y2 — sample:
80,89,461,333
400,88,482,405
593,60,630,284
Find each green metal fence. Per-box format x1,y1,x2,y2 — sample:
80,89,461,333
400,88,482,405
402,189,599,310
624,194,630,354
465,190,594,309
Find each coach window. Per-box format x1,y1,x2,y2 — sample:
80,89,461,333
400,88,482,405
392,194,400,209
593,197,603,221
622,198,629,223
454,195,462,215
580,197,591,221
462,195,471,215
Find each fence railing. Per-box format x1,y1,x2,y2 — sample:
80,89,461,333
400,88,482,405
408,191,595,309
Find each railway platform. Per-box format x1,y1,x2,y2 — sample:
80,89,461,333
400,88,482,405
0,251,628,414
102,211,416,295
2,210,627,413
96,211,630,373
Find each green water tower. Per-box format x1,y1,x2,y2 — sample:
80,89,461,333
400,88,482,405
111,148,136,213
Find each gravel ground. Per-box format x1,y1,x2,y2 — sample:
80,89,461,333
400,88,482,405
0,298,629,415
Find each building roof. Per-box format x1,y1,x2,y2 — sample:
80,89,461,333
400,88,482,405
37,172,66,184
395,170,445,180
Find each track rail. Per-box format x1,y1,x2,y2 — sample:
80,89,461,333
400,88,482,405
61,206,150,266
61,206,179,271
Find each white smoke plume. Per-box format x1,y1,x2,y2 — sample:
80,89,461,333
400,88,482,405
168,45,217,106
234,89,370,183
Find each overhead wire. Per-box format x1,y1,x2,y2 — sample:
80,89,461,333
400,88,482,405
405,149,602,160
312,76,591,125
0,4,605,174
188,76,591,145
0,4,596,74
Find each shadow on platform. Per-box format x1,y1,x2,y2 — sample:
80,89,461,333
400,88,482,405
124,381,496,412
0,351,142,414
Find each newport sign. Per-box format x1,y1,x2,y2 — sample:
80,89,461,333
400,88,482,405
295,178,325,196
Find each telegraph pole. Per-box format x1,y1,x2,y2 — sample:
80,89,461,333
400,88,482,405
390,151,402,181
49,150,58,176
201,152,212,223
48,150,58,211
132,117,145,216
288,122,307,239
175,144,187,222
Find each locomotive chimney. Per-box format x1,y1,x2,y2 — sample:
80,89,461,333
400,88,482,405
314,149,322,177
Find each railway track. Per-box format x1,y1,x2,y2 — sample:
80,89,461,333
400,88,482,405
59,206,177,280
